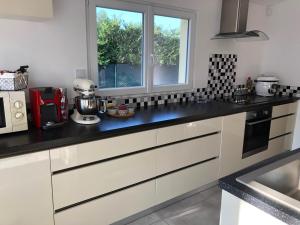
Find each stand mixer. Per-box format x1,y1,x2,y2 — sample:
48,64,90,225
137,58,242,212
71,79,106,125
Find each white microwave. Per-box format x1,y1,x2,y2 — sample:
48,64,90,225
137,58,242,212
0,91,28,134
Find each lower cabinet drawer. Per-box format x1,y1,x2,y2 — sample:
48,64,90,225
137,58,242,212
157,117,222,146
240,134,293,170
272,102,298,118
156,133,221,175
156,159,219,204
52,151,156,210
269,115,295,139
50,129,157,172
269,134,293,154
54,181,156,225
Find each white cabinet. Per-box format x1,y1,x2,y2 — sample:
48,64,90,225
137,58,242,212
240,134,292,169
0,151,54,225
51,118,222,224
0,0,53,19
157,117,222,145
156,159,219,204
268,133,293,154
54,181,156,225
52,150,157,210
50,129,157,171
52,132,221,210
270,115,296,138
272,102,298,118
219,113,246,178
220,103,298,178
156,133,221,175
220,191,287,225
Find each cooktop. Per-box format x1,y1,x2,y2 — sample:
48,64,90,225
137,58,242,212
218,95,278,105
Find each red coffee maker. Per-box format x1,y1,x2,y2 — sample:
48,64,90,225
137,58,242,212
29,87,68,129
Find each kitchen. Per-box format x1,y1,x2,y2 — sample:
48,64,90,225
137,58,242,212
0,0,300,225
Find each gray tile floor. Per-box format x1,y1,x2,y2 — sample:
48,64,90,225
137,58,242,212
126,186,222,225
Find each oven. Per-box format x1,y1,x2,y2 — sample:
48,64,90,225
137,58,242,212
243,107,272,158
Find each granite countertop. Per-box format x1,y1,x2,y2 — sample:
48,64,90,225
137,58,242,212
0,96,297,159
219,149,300,225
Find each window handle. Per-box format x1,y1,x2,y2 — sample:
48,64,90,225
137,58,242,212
150,54,155,66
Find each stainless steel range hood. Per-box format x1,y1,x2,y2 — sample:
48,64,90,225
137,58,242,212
212,0,269,41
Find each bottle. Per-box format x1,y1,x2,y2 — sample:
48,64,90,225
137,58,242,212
246,77,253,94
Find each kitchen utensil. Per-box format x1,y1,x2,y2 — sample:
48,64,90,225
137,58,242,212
255,76,279,97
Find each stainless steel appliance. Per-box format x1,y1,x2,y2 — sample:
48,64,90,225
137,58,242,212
0,91,28,134
217,95,276,105
255,76,279,97
212,0,269,40
243,107,272,158
71,79,106,125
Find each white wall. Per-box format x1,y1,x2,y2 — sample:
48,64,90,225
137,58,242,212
0,0,87,99
261,0,300,86
0,0,267,97
257,0,300,149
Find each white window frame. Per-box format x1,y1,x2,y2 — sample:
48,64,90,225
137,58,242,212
150,7,196,93
87,0,196,96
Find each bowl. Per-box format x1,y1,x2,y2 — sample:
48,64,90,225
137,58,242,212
74,96,99,115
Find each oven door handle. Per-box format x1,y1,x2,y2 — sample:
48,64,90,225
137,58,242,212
246,118,272,126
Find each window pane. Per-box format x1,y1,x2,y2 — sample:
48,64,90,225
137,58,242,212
153,15,189,86
96,7,144,89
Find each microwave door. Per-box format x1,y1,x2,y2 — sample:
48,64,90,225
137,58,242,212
0,93,12,134
0,98,6,128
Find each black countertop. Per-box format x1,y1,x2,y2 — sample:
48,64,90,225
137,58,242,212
0,96,297,159
219,149,300,225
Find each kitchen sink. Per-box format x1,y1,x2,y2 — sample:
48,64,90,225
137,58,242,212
237,152,300,212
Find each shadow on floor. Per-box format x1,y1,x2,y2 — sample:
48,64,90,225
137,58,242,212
125,186,222,225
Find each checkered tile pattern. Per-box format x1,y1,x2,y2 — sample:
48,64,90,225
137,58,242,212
277,85,300,97
105,54,241,108
106,88,208,108
207,54,237,99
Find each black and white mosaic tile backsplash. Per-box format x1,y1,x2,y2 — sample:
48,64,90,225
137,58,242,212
207,54,237,99
105,53,299,108
277,85,300,97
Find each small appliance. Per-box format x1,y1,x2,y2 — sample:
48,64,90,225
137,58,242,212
29,87,68,129
0,91,28,134
71,79,106,125
255,76,279,97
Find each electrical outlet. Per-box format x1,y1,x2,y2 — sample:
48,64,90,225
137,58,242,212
75,69,87,79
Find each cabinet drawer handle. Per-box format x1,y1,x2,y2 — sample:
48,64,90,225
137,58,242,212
247,118,271,126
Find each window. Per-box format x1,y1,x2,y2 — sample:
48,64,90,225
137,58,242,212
97,7,144,89
88,0,195,95
153,15,189,86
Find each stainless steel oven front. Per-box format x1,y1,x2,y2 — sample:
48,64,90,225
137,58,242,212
243,107,272,158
